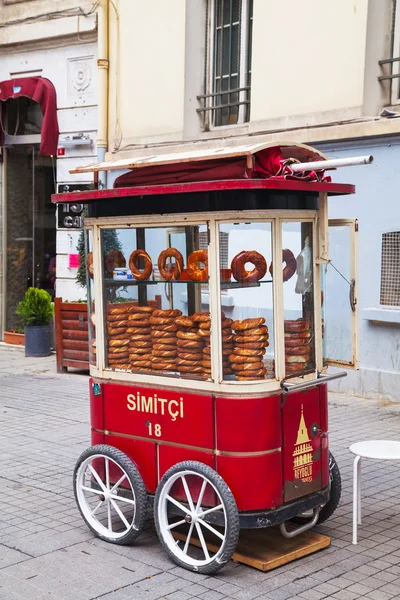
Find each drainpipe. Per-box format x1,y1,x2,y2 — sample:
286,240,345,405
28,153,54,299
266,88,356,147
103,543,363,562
97,0,109,189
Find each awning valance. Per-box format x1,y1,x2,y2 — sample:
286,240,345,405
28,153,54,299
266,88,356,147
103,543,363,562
0,76,59,156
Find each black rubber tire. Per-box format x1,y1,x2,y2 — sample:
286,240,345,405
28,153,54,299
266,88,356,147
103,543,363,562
292,451,341,525
318,452,341,523
154,461,240,575
73,444,148,544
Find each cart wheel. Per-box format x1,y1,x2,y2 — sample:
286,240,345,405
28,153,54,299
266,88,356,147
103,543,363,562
74,445,148,544
292,451,342,525
154,461,239,575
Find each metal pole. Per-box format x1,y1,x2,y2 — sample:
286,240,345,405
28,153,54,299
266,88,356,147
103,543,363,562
290,155,373,173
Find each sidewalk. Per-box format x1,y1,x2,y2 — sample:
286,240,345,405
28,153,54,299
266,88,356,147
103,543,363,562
1,345,400,600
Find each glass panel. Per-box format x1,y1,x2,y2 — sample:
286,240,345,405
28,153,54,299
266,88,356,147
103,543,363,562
215,28,221,78
5,145,56,331
231,23,239,75
85,230,96,367
216,0,222,27
220,77,230,125
218,222,275,381
323,225,353,365
222,26,231,76
232,0,240,22
5,98,43,136
223,0,232,25
282,222,315,378
100,225,211,381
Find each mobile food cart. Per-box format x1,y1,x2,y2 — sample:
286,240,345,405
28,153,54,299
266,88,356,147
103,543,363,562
52,142,367,574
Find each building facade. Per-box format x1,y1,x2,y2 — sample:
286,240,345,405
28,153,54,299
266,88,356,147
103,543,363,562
1,0,399,400
0,0,98,334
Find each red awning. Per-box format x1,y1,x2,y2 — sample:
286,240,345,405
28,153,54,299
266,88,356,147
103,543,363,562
0,76,59,156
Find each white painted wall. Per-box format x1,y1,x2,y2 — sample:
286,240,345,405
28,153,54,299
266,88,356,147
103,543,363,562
0,40,98,302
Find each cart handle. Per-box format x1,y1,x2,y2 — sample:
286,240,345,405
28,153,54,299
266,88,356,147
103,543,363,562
280,507,321,539
280,371,347,393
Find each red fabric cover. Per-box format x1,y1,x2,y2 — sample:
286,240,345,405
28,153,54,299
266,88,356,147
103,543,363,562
114,158,247,187
0,76,59,155
254,147,331,182
113,146,330,188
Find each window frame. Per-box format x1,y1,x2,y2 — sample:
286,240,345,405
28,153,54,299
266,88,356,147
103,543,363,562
390,1,400,104
203,0,253,129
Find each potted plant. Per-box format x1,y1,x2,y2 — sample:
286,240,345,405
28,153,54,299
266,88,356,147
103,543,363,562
4,328,25,346
16,288,54,357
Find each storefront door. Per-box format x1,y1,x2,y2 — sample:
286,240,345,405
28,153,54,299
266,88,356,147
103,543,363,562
3,144,56,333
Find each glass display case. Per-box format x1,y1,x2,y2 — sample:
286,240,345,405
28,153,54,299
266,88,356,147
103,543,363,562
84,212,328,391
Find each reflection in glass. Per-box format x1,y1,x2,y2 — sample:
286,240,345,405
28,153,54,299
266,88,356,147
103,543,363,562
218,222,275,381
282,222,315,378
85,230,96,368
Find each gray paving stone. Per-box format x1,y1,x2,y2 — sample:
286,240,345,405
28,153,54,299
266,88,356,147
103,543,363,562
2,349,400,599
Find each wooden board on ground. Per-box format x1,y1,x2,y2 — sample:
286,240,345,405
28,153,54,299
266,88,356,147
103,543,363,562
173,527,330,572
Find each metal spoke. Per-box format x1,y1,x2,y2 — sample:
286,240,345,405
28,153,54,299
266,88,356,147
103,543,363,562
166,518,187,531
166,494,189,515
198,518,225,541
109,494,135,505
195,522,210,560
107,499,112,532
88,464,106,492
110,498,130,530
110,473,127,494
81,485,103,496
90,501,103,517
181,476,195,513
195,479,207,513
183,522,194,554
105,458,110,491
200,503,224,517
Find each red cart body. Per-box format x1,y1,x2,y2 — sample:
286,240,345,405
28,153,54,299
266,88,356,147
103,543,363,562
52,141,361,573
90,379,329,512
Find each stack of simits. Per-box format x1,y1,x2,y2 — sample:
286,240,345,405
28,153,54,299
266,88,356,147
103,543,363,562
199,314,234,377
149,309,182,372
176,315,204,377
107,303,134,370
126,305,154,371
284,319,311,375
230,318,269,380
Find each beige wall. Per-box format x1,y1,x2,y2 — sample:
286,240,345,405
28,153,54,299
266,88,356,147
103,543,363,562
108,0,186,151
250,0,369,123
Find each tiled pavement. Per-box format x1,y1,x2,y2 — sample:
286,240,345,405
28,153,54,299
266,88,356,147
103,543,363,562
1,346,400,599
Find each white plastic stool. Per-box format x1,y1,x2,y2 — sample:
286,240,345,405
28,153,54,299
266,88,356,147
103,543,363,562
350,440,400,544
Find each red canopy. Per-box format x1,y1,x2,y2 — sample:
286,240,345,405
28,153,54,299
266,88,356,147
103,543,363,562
0,76,59,156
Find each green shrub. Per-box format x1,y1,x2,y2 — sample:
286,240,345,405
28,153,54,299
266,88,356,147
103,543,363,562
16,288,54,327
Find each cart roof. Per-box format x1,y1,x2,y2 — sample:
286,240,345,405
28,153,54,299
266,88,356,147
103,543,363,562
68,141,326,174
52,141,355,204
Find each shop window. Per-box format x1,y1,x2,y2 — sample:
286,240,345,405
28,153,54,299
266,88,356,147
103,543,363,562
198,0,253,128
380,231,400,307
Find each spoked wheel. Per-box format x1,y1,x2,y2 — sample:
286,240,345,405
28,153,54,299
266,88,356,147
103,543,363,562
154,461,239,574
292,451,342,525
74,445,148,544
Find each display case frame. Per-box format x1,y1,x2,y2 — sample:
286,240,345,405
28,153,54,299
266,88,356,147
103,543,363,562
85,209,321,395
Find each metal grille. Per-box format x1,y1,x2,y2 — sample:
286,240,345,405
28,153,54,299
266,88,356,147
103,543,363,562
380,232,400,306
199,231,229,267
198,0,253,127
